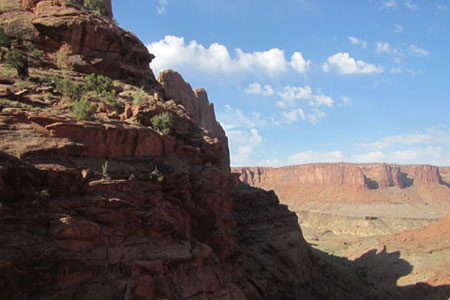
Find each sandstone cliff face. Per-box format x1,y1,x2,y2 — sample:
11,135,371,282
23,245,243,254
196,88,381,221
234,163,450,209
158,70,230,171
0,0,157,87
236,163,444,190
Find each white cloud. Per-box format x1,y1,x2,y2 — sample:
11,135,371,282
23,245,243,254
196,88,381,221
281,128,450,166
288,150,344,164
290,52,311,73
357,129,450,150
281,108,326,124
404,0,418,11
277,86,334,108
220,105,267,130
409,44,429,57
381,0,398,9
227,128,263,166
437,4,448,11
323,52,384,75
393,24,404,33
245,83,274,96
390,67,402,74
147,35,311,76
348,36,367,49
341,96,352,106
376,42,391,54
352,151,385,162
156,0,169,14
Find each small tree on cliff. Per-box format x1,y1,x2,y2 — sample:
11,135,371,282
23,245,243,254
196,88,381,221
5,49,28,78
83,0,108,17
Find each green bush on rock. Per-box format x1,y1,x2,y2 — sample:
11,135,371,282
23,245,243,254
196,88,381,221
73,97,97,120
150,112,172,135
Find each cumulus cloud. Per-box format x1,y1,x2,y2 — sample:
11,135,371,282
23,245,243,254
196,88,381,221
281,108,326,124
409,44,429,57
290,52,311,73
147,36,311,76
288,150,344,164
245,83,274,96
156,0,169,14
277,86,334,108
323,52,383,75
227,128,263,166
348,36,367,49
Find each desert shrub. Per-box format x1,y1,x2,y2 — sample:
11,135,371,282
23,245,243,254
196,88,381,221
5,49,28,78
83,73,116,105
30,47,44,61
132,118,141,125
83,0,108,17
55,78,83,101
72,97,97,120
55,49,69,70
84,73,114,95
150,112,172,135
0,27,11,48
133,87,147,104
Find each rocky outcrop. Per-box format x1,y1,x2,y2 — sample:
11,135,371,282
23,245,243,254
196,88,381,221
0,0,157,88
158,70,230,171
0,114,245,299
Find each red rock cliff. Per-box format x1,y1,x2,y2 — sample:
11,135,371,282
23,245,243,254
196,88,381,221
0,0,156,87
234,163,449,206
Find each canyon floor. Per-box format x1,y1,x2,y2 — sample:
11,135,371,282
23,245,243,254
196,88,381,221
235,164,450,293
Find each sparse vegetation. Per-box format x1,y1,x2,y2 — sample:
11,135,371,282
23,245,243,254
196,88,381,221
0,27,11,48
84,73,113,96
56,49,69,70
165,99,177,109
132,87,147,104
55,77,83,101
150,112,172,135
83,73,116,105
83,0,108,17
72,97,97,120
5,49,28,78
149,166,164,183
132,118,141,126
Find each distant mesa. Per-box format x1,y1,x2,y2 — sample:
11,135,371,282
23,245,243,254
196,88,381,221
233,163,450,207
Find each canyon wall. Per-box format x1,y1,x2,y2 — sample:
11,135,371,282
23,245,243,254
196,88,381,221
234,163,449,207
0,0,448,298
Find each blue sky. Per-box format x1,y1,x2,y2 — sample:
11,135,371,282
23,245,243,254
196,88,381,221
113,0,450,167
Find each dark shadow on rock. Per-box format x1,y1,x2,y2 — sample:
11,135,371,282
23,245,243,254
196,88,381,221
399,171,414,188
365,177,379,190
233,182,450,300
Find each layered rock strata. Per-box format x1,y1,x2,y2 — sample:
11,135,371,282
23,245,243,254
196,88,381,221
1,0,156,87
234,163,450,207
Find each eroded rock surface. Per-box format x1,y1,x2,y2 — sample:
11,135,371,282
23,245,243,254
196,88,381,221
0,0,157,87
